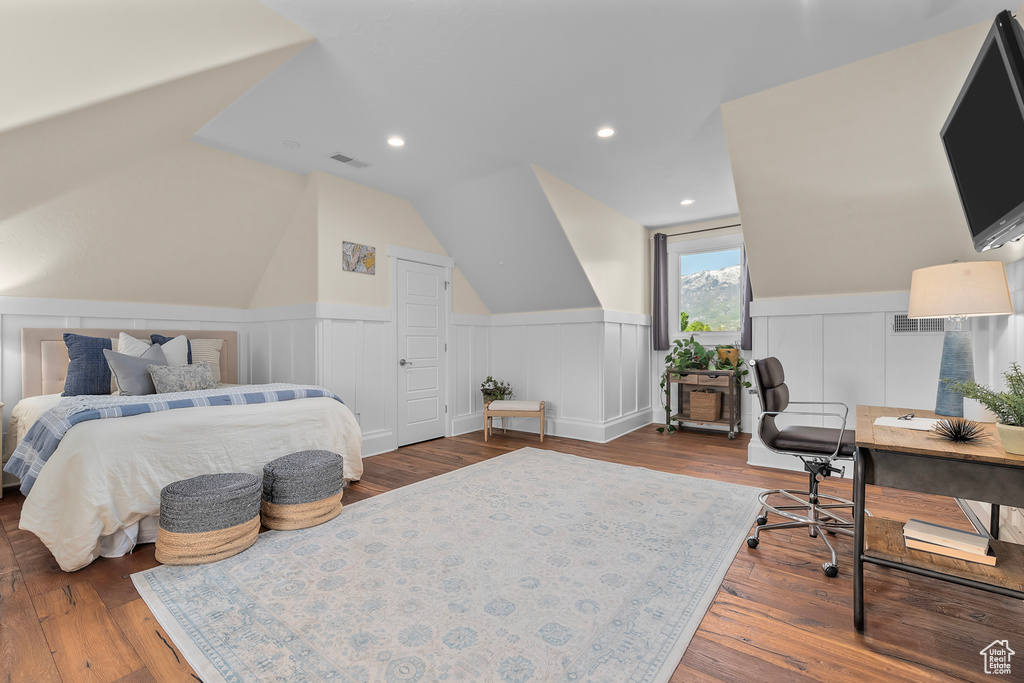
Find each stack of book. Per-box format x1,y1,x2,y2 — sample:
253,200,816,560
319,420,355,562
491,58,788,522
903,519,997,566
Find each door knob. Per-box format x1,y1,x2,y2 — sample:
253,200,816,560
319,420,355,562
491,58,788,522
400,359,413,366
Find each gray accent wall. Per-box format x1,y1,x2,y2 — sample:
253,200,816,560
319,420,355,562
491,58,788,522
413,164,600,315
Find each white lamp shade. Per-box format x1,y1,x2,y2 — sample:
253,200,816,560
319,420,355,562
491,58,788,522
908,261,1014,319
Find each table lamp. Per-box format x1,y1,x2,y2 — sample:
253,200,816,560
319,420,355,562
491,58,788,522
908,261,1014,416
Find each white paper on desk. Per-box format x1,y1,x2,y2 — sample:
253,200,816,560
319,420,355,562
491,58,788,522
873,416,941,431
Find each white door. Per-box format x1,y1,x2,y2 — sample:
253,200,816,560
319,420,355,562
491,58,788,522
397,258,447,446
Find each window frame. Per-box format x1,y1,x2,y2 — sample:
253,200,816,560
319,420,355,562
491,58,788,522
667,234,745,346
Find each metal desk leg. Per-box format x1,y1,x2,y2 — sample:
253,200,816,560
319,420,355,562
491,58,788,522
853,446,866,632
991,504,1001,540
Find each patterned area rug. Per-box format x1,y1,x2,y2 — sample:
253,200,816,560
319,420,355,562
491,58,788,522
133,448,761,683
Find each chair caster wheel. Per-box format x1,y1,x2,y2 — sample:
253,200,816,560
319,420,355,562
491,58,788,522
756,516,768,526
822,563,838,578
728,432,736,440
746,536,759,549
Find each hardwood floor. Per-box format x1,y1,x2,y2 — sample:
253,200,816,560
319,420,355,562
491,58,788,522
2,426,1021,682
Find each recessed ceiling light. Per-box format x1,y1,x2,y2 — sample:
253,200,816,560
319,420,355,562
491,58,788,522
387,137,405,147
680,199,695,205
597,128,615,138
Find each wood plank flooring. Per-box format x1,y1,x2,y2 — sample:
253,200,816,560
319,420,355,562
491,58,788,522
1,426,1021,682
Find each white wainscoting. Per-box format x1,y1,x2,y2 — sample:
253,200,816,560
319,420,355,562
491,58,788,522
746,292,948,472
451,310,654,443
967,258,1024,543
0,296,250,488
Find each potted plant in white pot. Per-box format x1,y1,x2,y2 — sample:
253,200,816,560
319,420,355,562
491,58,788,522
950,362,1024,454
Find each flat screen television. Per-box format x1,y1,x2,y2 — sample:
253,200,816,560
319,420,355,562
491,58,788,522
941,10,1024,252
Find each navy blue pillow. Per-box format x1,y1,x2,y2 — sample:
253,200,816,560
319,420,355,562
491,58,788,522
150,334,193,364
62,333,112,396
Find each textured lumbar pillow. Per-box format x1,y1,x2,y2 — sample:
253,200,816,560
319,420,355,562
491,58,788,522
147,334,189,366
62,333,113,396
103,344,168,396
148,361,217,394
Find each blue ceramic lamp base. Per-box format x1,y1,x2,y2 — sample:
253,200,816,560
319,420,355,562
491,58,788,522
935,330,974,417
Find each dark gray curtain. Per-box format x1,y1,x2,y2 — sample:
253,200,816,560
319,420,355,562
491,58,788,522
739,250,753,350
653,233,669,350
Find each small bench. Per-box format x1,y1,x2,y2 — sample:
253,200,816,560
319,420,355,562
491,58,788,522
484,400,545,442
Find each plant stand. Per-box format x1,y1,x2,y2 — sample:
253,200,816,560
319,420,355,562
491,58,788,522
663,368,741,438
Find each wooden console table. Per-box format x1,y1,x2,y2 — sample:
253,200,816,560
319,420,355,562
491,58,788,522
663,368,741,439
853,405,1024,631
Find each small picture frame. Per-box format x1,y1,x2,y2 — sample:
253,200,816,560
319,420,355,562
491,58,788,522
342,241,375,274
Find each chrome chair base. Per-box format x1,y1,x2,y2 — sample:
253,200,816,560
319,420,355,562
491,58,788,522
746,488,859,577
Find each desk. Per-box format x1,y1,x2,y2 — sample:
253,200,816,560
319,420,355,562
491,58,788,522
853,405,1024,631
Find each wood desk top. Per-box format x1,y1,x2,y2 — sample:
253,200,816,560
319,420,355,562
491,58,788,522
856,405,1024,467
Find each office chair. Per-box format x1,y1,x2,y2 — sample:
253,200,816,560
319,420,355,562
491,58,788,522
747,357,862,577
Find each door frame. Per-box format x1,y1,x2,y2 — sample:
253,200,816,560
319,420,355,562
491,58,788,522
388,245,454,442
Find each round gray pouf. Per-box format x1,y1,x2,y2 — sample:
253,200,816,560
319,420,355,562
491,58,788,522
155,473,261,565
262,450,345,530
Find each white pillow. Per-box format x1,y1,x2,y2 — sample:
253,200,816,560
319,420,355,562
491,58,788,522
189,338,224,383
117,332,151,357
153,335,189,366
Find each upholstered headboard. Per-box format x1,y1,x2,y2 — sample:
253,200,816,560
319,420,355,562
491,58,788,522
21,329,239,398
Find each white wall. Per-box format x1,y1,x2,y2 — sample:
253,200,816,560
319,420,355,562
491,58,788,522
971,258,1024,542
747,292,947,471
722,16,1024,301
450,310,653,443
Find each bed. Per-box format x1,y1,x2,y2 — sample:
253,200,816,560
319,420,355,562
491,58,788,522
5,328,363,572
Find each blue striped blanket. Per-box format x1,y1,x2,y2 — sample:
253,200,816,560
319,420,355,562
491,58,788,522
3,384,343,496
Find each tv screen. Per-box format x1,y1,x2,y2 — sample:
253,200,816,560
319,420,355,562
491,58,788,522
941,10,1024,251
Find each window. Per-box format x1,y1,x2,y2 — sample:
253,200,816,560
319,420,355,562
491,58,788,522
668,234,744,339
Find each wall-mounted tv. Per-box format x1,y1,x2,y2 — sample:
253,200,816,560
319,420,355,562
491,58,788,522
941,10,1024,252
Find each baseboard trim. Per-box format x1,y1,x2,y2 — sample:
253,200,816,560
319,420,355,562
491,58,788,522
478,410,654,444
361,429,397,458
452,413,484,436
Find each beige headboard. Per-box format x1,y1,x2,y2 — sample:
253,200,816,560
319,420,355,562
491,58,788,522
22,329,239,398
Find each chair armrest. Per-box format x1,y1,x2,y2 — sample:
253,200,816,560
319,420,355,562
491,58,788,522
787,400,849,422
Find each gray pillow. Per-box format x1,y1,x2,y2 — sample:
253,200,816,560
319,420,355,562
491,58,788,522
148,361,218,394
103,344,167,396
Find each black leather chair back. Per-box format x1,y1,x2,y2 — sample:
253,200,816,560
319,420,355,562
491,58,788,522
751,357,788,445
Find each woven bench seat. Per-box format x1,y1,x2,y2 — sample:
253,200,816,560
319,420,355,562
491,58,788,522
155,473,261,566
484,400,545,442
261,450,345,530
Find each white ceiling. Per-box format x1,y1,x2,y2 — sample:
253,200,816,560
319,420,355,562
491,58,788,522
195,0,1010,228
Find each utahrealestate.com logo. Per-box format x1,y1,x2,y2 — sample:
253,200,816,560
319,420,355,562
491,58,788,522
980,640,1015,675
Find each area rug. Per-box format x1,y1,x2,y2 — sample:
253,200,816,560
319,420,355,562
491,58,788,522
133,448,761,683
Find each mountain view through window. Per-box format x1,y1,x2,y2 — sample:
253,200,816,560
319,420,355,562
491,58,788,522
678,249,741,332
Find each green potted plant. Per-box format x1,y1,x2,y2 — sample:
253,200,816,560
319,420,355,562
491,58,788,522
480,376,514,404
716,344,740,366
713,353,752,389
950,362,1024,454
666,335,715,371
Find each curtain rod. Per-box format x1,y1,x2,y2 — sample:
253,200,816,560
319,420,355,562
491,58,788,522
658,222,742,238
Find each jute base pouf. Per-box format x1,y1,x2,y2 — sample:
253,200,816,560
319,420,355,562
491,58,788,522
262,450,345,530
155,473,261,565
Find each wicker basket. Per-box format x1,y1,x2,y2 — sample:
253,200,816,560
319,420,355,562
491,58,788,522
690,388,722,421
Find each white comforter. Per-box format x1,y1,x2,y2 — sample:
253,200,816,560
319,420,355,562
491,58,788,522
15,396,362,571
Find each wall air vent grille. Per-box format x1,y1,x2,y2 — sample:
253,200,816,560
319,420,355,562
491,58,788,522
330,153,371,169
892,313,946,334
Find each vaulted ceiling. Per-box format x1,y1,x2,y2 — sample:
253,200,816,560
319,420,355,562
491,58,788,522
197,0,1011,228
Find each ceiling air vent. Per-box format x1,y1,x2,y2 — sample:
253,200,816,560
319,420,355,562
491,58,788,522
892,313,946,334
330,152,371,169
